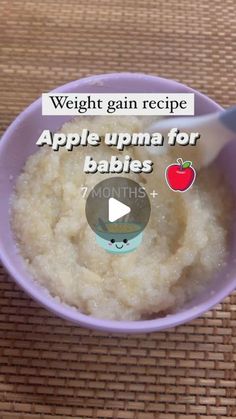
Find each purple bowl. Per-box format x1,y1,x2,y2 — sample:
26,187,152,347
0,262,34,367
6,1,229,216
0,73,236,333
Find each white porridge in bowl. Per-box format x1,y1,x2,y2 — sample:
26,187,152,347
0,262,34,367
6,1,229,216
11,116,233,320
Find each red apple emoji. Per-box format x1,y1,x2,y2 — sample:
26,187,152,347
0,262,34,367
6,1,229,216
165,158,196,192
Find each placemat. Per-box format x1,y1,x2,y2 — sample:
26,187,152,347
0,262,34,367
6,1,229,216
0,0,235,418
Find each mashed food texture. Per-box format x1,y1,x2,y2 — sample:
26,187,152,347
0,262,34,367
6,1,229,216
11,116,231,320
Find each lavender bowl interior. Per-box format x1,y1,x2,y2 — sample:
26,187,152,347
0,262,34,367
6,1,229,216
0,73,236,333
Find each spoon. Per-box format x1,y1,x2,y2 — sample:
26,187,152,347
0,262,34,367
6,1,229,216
146,106,236,169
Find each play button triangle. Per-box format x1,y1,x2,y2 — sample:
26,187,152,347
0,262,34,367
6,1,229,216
108,197,131,222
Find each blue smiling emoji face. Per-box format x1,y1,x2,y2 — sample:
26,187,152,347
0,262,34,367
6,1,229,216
96,222,143,254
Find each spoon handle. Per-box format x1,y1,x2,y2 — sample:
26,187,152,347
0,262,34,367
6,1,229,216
220,106,236,133
146,106,236,169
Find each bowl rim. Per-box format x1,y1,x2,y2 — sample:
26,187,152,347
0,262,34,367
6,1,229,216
1,72,235,333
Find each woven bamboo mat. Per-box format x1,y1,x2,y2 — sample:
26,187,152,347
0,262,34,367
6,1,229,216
0,0,236,418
